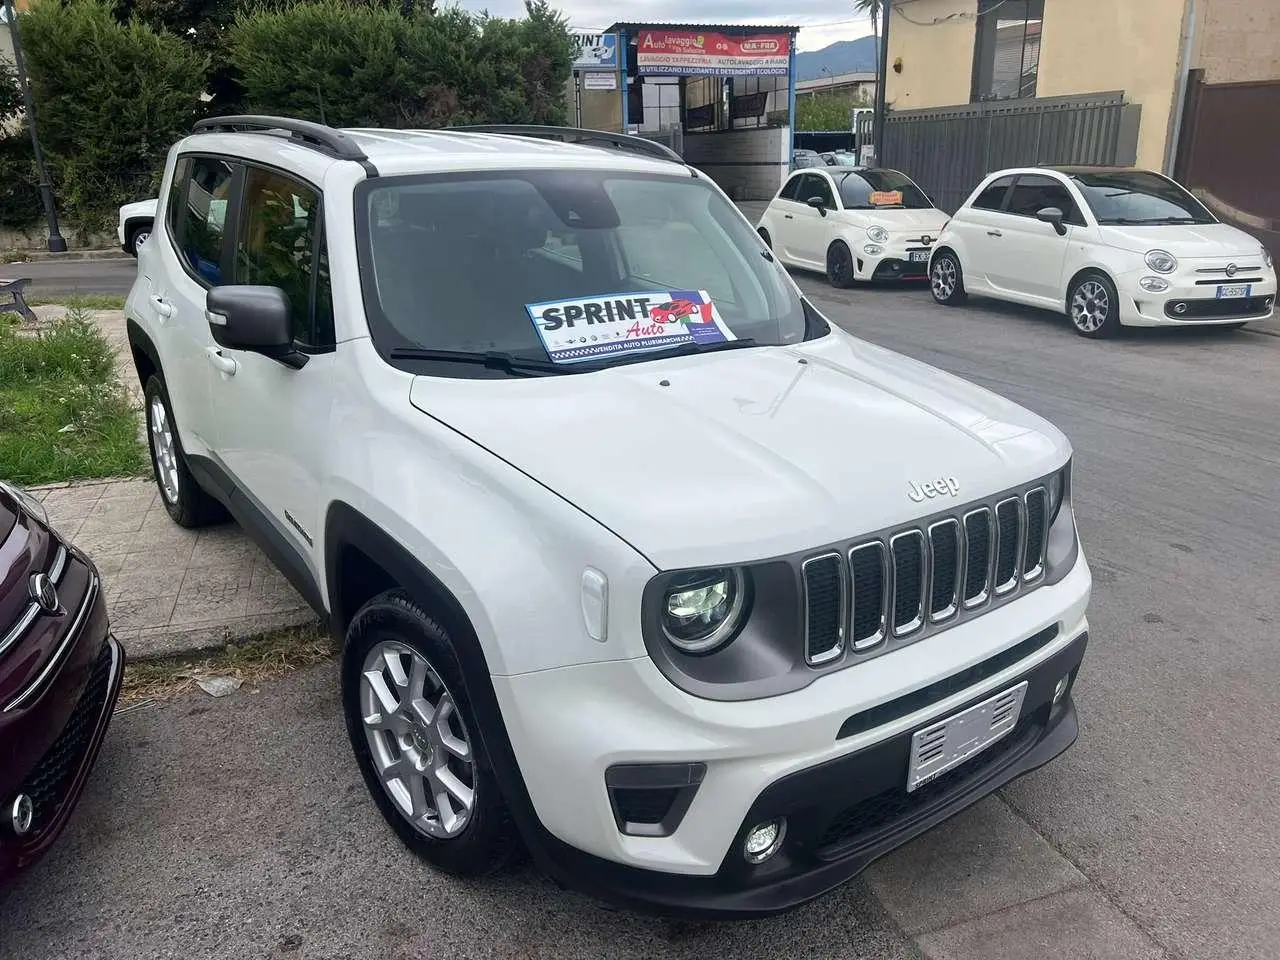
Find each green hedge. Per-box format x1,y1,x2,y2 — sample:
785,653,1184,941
230,0,574,128
19,0,207,232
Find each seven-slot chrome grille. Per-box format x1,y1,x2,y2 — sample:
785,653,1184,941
803,483,1051,666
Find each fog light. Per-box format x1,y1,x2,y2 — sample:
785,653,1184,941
1052,675,1070,706
743,818,787,863
10,794,33,836
1172,301,1188,314
863,244,883,256
1139,276,1168,292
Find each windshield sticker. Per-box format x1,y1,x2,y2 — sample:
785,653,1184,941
526,290,736,364
869,190,904,206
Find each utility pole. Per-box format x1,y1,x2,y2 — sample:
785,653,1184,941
3,0,67,252
871,0,891,168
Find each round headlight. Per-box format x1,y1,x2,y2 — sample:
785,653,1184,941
1145,249,1177,274
866,225,890,244
661,567,747,654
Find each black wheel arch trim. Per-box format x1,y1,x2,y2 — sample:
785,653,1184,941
125,318,161,388
322,501,561,876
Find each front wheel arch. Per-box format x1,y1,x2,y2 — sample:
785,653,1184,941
1065,268,1122,338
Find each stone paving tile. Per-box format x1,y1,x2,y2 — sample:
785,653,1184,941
916,886,1165,960
866,797,1087,937
28,477,315,658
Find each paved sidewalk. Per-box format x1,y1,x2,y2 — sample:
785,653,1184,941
31,478,318,659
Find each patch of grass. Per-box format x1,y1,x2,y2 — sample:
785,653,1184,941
118,624,334,707
0,308,147,484
26,293,127,311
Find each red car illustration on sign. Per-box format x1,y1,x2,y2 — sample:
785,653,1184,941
650,298,713,324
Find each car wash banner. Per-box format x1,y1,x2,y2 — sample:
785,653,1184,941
526,290,737,364
636,30,791,77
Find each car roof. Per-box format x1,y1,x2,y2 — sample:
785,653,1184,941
175,126,686,184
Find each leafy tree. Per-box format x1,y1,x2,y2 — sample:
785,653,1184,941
0,60,40,227
796,90,871,131
20,0,207,229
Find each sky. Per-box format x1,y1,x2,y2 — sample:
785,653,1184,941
445,0,877,52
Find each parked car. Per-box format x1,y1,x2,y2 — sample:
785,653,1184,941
928,166,1278,337
117,198,157,257
0,480,124,887
126,116,1091,919
757,166,951,286
790,148,825,171
820,151,861,167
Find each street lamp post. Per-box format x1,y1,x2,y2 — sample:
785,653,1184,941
872,0,891,168
3,0,67,253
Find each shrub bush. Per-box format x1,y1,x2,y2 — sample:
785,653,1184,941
19,0,208,231
0,61,41,228
230,0,573,128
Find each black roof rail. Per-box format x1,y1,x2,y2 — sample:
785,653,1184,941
451,124,683,164
191,115,379,177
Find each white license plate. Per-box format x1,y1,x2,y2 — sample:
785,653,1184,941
908,251,929,262
1216,283,1251,298
906,681,1028,792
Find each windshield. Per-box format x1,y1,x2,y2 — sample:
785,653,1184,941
836,169,933,209
357,171,817,375
1069,170,1216,225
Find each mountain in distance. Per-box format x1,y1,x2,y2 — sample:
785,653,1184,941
793,36,879,82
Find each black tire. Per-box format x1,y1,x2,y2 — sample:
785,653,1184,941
826,241,856,288
126,222,152,257
143,374,227,528
929,250,968,305
1067,271,1121,338
757,227,771,249
342,590,519,878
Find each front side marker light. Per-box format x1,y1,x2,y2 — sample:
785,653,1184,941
581,568,608,642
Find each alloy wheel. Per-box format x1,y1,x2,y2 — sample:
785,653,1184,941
828,244,853,286
1071,280,1110,333
148,395,180,504
359,640,476,840
932,257,957,300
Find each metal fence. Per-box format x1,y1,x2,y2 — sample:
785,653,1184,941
857,92,1142,213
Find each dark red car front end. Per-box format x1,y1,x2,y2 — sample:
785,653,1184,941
0,482,123,887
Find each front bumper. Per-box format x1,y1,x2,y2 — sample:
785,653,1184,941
1119,270,1277,326
495,552,1091,917
0,562,124,886
855,242,933,281
526,631,1086,919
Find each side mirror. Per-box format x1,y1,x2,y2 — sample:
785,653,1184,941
1036,206,1067,236
806,195,829,216
206,286,308,369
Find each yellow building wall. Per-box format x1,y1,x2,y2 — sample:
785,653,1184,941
885,0,979,111
884,0,1190,170
1193,0,1280,83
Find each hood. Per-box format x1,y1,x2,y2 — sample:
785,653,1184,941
842,207,951,235
120,198,158,219
409,330,1069,570
1098,222,1268,260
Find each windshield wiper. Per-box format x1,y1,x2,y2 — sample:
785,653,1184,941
389,347,572,376
1097,217,1208,225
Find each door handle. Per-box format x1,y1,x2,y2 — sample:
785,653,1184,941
784,214,794,220
149,295,174,319
205,347,237,376
987,229,1003,238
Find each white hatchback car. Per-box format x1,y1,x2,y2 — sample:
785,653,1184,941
125,117,1092,918
117,198,158,257
756,167,950,287
929,166,1277,337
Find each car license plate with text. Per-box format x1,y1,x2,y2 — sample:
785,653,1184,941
908,251,929,262
1216,283,1250,299
906,681,1028,792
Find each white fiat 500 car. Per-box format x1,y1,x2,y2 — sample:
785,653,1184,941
929,166,1277,338
756,166,951,287
125,117,1091,919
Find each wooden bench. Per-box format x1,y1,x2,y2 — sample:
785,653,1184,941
0,277,38,323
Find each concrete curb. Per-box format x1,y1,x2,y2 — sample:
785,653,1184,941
119,611,327,662
11,249,131,263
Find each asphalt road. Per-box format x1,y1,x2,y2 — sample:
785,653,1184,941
3,273,1279,959
3,256,137,298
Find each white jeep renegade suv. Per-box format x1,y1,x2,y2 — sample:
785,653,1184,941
126,116,1092,918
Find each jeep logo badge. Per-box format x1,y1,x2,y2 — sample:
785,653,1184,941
908,477,960,503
